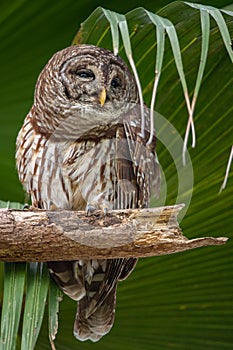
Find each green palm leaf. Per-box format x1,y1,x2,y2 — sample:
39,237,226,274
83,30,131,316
0,263,26,350
0,1,233,349
21,263,49,350
0,202,25,350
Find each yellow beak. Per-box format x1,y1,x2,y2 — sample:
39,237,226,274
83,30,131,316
99,88,107,106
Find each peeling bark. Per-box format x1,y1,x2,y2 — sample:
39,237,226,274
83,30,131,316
0,204,228,262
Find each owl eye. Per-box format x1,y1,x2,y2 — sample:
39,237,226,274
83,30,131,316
111,77,121,89
75,69,95,80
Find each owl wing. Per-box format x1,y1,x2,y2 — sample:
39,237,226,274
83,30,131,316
122,105,160,207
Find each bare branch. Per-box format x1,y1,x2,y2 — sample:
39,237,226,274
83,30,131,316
0,205,227,262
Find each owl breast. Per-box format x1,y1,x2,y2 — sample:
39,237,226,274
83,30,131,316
63,128,139,211
16,112,139,211
64,138,118,211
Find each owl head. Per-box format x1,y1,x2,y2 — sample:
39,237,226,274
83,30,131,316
32,45,139,138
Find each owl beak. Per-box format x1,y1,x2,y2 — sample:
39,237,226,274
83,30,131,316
98,88,107,106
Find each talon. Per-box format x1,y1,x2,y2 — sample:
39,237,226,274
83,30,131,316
86,203,96,216
103,207,108,218
23,203,30,210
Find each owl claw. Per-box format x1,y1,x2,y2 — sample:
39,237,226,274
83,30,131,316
85,203,96,216
103,207,108,218
85,203,108,219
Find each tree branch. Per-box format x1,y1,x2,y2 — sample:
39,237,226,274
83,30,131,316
0,204,228,262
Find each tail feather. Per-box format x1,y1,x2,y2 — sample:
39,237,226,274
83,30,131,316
47,261,85,301
48,258,137,342
74,285,117,342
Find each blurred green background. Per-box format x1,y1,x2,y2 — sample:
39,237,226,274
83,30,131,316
0,1,233,349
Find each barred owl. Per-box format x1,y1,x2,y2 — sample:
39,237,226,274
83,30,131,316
16,44,160,342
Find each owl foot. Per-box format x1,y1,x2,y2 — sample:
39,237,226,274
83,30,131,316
103,207,108,218
86,203,108,219
86,203,96,216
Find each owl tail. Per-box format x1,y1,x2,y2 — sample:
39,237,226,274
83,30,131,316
74,284,117,342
